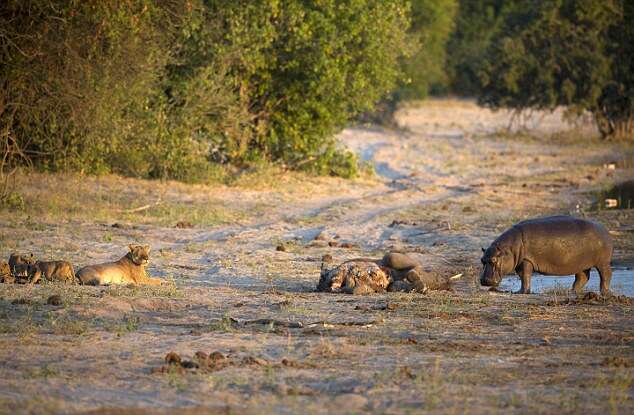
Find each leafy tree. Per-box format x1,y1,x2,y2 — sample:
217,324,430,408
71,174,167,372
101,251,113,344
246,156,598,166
445,0,516,95
478,0,633,139
362,0,457,123
397,0,458,99
192,0,411,175
1,0,412,180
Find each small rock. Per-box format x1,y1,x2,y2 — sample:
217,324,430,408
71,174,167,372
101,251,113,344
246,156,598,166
340,242,355,249
321,254,333,264
389,220,406,227
281,358,301,368
314,231,328,241
583,292,600,302
328,241,340,247
276,244,287,252
46,295,63,306
175,221,193,229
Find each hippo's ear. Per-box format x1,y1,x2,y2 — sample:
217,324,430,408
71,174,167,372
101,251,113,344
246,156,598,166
481,247,485,253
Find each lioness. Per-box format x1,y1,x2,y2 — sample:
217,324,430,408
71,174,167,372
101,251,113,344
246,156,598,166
29,260,76,284
8,253,36,282
0,261,14,283
76,244,161,286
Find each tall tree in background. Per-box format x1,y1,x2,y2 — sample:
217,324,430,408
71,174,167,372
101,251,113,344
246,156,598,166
365,0,457,123
397,0,458,99
478,0,633,139
445,0,515,96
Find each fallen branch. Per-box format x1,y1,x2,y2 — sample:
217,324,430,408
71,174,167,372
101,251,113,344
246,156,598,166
115,195,163,214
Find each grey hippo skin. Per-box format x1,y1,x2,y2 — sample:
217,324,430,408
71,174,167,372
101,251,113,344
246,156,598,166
480,215,613,295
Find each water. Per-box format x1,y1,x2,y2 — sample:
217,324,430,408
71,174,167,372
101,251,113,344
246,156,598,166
593,180,634,210
499,268,634,296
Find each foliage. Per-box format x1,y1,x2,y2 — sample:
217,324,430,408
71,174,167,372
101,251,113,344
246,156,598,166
0,0,412,181
195,0,411,176
362,0,457,124
478,0,633,139
397,0,458,100
445,0,515,95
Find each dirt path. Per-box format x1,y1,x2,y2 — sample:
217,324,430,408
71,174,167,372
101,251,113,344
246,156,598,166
0,100,632,414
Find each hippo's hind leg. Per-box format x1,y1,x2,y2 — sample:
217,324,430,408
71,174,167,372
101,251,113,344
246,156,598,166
572,269,590,294
596,263,612,296
516,261,533,294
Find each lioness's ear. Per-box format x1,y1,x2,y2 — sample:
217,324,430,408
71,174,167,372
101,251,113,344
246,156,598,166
144,245,150,253
128,244,135,252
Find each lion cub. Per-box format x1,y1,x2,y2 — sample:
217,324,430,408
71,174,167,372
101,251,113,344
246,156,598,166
29,261,76,284
76,244,161,286
0,261,14,283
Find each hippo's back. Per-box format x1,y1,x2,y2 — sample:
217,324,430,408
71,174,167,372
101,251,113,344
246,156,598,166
516,216,612,275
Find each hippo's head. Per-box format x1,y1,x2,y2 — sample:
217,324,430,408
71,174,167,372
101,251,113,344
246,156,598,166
480,244,514,287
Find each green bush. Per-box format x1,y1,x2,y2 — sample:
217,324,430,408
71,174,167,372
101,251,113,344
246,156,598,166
478,0,633,139
445,0,516,96
1,0,412,181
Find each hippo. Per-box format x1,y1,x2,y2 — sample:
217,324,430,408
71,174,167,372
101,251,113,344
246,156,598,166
480,216,613,295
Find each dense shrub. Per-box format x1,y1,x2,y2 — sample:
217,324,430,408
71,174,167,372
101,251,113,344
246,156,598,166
478,0,633,139
0,0,411,181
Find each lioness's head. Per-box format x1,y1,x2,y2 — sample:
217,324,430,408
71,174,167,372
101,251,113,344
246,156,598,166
9,253,36,266
127,244,150,266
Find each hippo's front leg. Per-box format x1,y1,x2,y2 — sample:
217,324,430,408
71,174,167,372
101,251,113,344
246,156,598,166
515,261,533,294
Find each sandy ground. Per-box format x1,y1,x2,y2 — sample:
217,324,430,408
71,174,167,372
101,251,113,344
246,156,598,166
0,99,632,415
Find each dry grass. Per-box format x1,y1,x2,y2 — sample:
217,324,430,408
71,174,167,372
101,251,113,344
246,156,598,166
0,100,632,415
